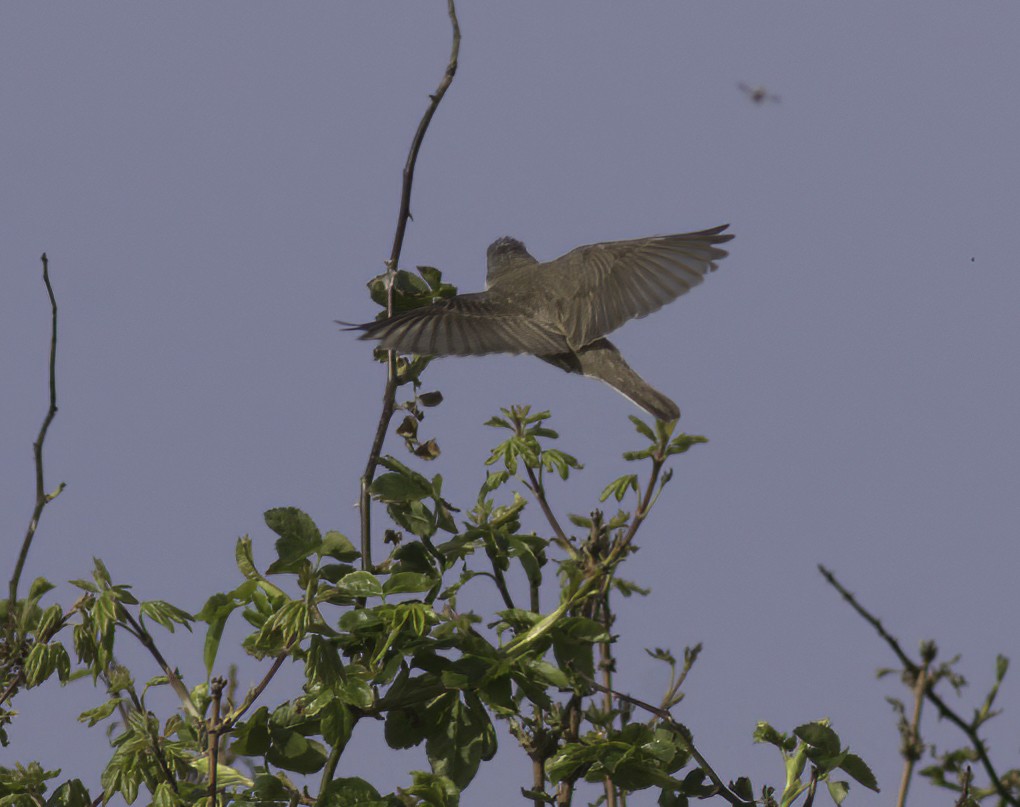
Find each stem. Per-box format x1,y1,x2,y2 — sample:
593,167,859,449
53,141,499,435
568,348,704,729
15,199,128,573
803,767,818,807
523,464,574,555
208,677,225,804
895,658,929,807
9,254,62,615
598,586,617,807
119,606,201,719
358,0,460,571
221,648,291,731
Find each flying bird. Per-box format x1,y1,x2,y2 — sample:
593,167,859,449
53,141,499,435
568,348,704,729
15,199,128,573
348,224,733,421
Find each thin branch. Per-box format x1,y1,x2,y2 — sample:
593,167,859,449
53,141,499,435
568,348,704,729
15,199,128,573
955,766,973,807
586,677,753,807
895,656,929,807
9,254,64,613
803,766,818,807
618,454,664,554
820,565,1017,806
208,677,225,804
118,606,201,720
523,464,575,555
598,591,618,807
221,647,291,732
358,0,460,572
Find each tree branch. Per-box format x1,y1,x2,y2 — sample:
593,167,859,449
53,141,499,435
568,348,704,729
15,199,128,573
221,646,291,732
895,655,929,807
820,565,1017,806
358,0,460,572
118,606,201,720
9,254,64,615
523,464,575,556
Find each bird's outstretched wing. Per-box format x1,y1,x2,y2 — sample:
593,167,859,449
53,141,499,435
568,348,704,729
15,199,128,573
551,224,733,349
348,293,567,357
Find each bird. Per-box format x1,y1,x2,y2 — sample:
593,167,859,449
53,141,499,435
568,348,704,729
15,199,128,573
347,224,733,421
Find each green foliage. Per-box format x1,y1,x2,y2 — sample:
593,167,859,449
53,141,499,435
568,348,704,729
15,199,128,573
754,720,878,806
5,399,807,806
4,261,895,807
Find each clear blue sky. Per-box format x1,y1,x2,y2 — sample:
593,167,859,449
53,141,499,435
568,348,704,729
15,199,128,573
3,4,1019,803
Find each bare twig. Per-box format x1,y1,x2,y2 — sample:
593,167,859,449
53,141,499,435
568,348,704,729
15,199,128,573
895,652,930,807
956,766,973,807
9,254,64,615
358,0,460,571
820,565,1017,806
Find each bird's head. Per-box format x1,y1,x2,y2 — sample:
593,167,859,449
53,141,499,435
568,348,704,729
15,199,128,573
486,236,538,286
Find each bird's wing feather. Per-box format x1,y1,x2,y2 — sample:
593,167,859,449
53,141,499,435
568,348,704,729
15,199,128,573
553,224,733,349
351,293,567,357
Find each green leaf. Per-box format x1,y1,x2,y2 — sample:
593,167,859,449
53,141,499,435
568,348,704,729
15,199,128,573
266,729,327,774
629,414,656,441
385,706,428,750
23,642,52,686
197,593,237,676
46,779,91,807
230,707,271,756
825,780,849,804
403,771,460,807
151,782,176,807
839,753,879,791
419,390,444,407
600,474,639,503
320,699,356,748
78,697,123,726
139,600,194,633
730,776,754,802
234,536,286,598
34,604,63,640
371,472,432,503
753,721,793,751
337,677,375,710
383,572,437,595
319,777,383,807
425,692,497,790
336,571,384,599
188,758,254,788
28,577,56,602
794,722,840,756
666,433,708,456
547,743,599,783
305,635,345,687
387,500,437,539
251,772,291,803
265,507,322,573
321,530,361,562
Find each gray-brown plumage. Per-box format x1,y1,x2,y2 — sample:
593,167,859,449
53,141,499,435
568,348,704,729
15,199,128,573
349,225,733,421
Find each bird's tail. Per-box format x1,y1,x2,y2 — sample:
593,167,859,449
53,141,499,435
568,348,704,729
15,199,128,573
541,339,680,422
